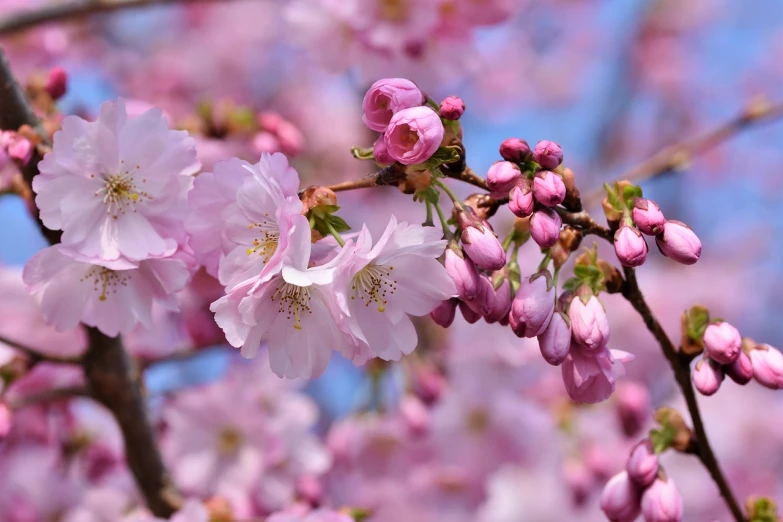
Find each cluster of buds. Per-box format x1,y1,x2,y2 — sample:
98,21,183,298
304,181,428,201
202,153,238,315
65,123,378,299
488,138,566,249
601,439,684,522
362,78,453,166
604,183,702,267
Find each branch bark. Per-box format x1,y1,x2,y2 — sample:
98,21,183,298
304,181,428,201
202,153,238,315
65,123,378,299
0,334,81,364
0,0,238,36
0,46,181,517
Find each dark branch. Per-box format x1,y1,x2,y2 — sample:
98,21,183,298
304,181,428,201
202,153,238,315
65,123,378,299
0,334,81,364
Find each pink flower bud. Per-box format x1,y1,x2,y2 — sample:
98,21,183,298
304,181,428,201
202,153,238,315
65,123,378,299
509,178,534,218
655,221,701,265
457,212,506,271
614,225,648,267
626,440,659,488
703,321,741,365
632,198,665,235
532,170,566,207
641,478,684,522
362,78,424,132
464,274,495,317
45,66,68,100
373,136,394,165
537,311,571,365
499,138,531,163
533,140,563,170
727,350,753,385
253,131,281,154
749,344,783,390
693,356,724,396
384,106,444,165
529,208,562,248
0,402,10,438
276,120,304,156
3,132,33,165
615,381,651,438
444,246,480,302
600,472,642,522
563,460,592,507
439,96,465,120
569,291,610,351
485,277,512,324
459,300,481,324
296,475,323,505
412,364,445,404
585,444,613,482
400,396,430,435
486,161,521,197
509,271,554,338
430,298,457,328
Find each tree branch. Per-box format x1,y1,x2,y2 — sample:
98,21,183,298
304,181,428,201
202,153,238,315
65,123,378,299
0,0,240,36
7,385,87,409
554,207,613,242
621,266,745,522
582,99,783,208
0,334,81,364
0,45,181,517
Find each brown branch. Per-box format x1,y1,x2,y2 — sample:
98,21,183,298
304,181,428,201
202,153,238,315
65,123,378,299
0,46,180,517
0,0,240,36
621,266,745,522
555,206,613,242
583,99,783,208
7,385,87,409
0,334,81,364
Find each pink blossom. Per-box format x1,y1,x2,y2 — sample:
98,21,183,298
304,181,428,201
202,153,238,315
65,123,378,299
439,95,465,120
23,245,192,336
655,220,701,265
614,225,648,267
529,208,561,248
508,179,534,218
532,170,566,207
641,478,684,522
703,321,741,365
464,274,495,317
333,216,455,362
2,131,33,165
444,245,480,302
486,161,521,198
561,342,633,404
532,140,563,170
537,310,571,365
373,136,394,165
457,211,506,271
45,66,68,100
615,381,652,437
626,440,659,488
632,198,665,236
362,78,425,132
499,138,531,163
384,106,444,165
600,471,641,522
727,350,753,385
749,344,783,390
509,271,554,338
430,298,458,328
568,292,610,351
33,99,199,266
485,277,512,324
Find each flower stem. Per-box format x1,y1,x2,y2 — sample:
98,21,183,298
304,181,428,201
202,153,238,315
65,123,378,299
432,178,463,208
423,201,434,227
325,220,346,247
433,202,453,240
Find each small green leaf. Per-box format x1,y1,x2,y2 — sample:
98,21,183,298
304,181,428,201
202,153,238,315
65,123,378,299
414,186,440,205
326,215,351,233
649,425,676,454
604,182,622,210
749,497,778,522
622,184,643,209
563,277,581,292
351,146,376,160
429,146,461,165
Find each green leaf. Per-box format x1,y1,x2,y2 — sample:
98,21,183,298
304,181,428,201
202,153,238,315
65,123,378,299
604,182,622,210
326,214,351,233
622,184,643,210
649,425,676,454
351,146,376,160
414,186,440,205
428,146,461,165
749,497,778,522
684,305,710,344
563,277,582,292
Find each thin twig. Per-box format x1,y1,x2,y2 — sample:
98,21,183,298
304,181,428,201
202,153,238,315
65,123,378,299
7,386,88,409
582,99,783,208
555,206,613,242
0,0,240,36
621,266,745,522
0,334,81,364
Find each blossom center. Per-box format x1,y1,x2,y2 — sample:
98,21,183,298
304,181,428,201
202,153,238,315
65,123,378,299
379,0,408,22
80,267,130,302
216,426,243,454
271,282,312,330
246,216,279,263
465,408,490,434
95,173,149,219
351,264,396,312
398,125,419,147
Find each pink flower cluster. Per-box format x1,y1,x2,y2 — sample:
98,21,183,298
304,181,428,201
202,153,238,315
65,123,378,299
601,440,683,522
693,320,783,396
24,99,200,336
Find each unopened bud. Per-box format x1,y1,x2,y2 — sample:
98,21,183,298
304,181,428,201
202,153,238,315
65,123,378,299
615,381,651,438
693,356,723,396
726,350,753,385
485,276,512,324
457,209,506,271
444,246,480,302
45,66,68,100
532,170,566,207
569,289,610,351
626,440,659,488
459,300,481,324
373,136,394,165
749,343,783,390
614,224,648,267
499,137,532,163
655,221,701,265
430,298,457,328
537,310,571,365
703,321,741,365
529,208,562,249
641,477,684,522
632,198,665,236
465,274,495,317
533,140,563,170
486,160,521,197
600,472,642,522
509,178,535,218
509,270,554,338
439,95,465,121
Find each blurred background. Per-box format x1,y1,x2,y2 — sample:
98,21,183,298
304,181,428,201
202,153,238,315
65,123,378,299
1,1,783,521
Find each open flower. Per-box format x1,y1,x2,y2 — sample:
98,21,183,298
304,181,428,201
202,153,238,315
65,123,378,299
33,99,199,266
384,106,444,165
333,216,455,362
23,245,193,337
561,342,633,404
362,78,424,132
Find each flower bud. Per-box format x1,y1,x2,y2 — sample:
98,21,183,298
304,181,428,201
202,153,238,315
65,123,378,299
411,363,445,404
459,300,481,324
703,321,741,365
692,356,724,396
465,274,495,317
301,185,337,214
430,298,457,328
384,106,444,165
486,161,521,197
615,381,651,438
641,478,684,522
749,344,783,390
457,211,506,271
626,440,659,488
532,170,566,207
499,138,532,163
533,140,563,170
509,271,554,338
614,225,648,267
485,277,512,324
529,208,562,248
632,198,665,235
439,96,465,120
600,472,642,522
727,350,753,385
569,290,610,351
444,246,480,302
508,178,534,218
537,311,571,365
373,136,394,165
655,221,701,265
296,475,323,505
362,78,424,132
400,396,430,436
563,460,592,507
45,66,68,100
